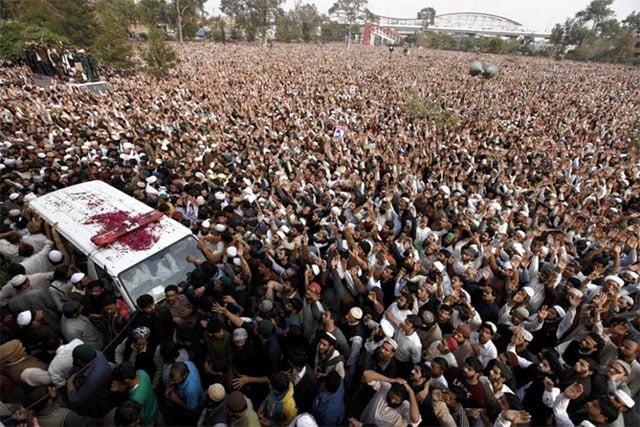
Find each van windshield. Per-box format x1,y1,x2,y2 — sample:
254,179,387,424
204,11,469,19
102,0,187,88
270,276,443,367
118,236,201,303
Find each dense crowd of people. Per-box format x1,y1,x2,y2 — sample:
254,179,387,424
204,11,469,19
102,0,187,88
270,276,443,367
1,42,640,427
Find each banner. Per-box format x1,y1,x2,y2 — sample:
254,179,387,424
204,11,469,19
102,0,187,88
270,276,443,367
186,195,198,221
333,125,347,142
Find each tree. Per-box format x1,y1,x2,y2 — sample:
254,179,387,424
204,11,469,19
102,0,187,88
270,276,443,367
211,17,227,42
622,11,640,33
485,37,508,54
292,1,320,42
101,0,141,28
139,0,205,41
597,18,621,39
575,0,615,33
1,0,22,21
417,7,436,30
221,0,284,45
563,17,593,46
550,17,592,48
18,0,98,47
550,23,565,45
328,0,369,47
169,0,205,42
0,21,67,62
142,27,178,76
92,0,135,69
320,20,346,43
549,1,637,64
403,90,459,129
0,0,132,68
275,1,320,42
275,9,297,41
138,0,171,28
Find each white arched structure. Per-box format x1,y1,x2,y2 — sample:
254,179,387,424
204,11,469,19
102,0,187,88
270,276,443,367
362,11,550,45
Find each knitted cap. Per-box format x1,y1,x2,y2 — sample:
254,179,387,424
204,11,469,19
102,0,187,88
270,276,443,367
207,383,226,402
257,319,274,338
72,344,96,363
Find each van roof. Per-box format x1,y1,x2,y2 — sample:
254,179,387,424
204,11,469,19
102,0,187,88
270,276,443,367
29,180,193,276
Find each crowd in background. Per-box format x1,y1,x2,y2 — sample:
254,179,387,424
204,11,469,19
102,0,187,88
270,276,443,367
1,42,640,427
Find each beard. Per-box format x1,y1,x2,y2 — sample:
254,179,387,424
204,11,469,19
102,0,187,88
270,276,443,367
386,396,402,409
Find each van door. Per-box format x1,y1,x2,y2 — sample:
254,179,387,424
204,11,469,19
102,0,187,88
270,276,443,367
87,260,120,298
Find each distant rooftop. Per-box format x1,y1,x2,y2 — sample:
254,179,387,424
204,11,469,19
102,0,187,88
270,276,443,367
369,11,549,39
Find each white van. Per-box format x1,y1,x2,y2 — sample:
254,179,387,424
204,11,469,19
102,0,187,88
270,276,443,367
29,180,203,310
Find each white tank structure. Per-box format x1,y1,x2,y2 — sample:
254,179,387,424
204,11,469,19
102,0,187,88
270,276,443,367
469,61,483,76
482,63,498,79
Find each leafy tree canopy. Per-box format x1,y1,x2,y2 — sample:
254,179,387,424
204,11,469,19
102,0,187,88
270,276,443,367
417,7,436,29
549,0,638,64
276,2,320,42
142,28,178,76
18,0,98,47
0,21,68,62
0,0,134,68
220,0,284,44
328,0,370,46
328,0,369,23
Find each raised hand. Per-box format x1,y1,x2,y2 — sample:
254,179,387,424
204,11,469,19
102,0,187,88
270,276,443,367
563,382,584,400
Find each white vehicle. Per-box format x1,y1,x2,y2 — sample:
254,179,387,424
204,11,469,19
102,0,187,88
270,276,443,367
29,180,202,310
